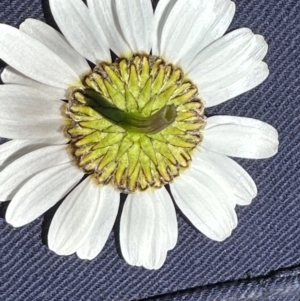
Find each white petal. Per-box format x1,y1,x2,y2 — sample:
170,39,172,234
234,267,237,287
49,0,110,63
160,188,178,250
48,177,106,256
189,32,269,107
188,28,252,74
197,0,236,52
202,116,279,159
6,163,82,227
191,34,268,88
20,19,90,77
154,0,235,69
190,153,235,209
113,0,154,54
1,66,66,99
0,140,50,171
0,24,79,88
0,145,71,201
170,169,237,241
87,0,131,57
153,0,215,67
152,0,178,55
200,62,269,107
193,148,257,206
0,119,65,143
0,85,66,142
0,85,62,119
120,188,176,270
76,186,120,260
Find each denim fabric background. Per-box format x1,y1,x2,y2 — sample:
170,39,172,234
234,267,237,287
0,0,300,300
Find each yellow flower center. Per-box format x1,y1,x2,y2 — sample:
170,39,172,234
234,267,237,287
66,54,205,193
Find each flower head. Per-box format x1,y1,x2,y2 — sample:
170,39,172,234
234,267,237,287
0,0,278,270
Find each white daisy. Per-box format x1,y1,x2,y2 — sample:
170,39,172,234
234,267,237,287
0,0,278,270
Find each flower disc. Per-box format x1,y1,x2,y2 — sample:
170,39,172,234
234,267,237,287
66,55,205,192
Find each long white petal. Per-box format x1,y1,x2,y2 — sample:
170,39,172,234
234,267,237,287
0,140,50,171
1,67,66,99
0,24,79,88
76,186,120,260
154,0,236,69
188,30,269,107
153,0,215,67
0,119,65,143
0,85,66,142
190,33,268,89
200,62,269,107
48,177,105,256
6,163,82,227
197,0,235,52
152,0,179,55
87,0,131,57
0,85,63,120
188,28,252,74
20,19,90,77
49,0,110,63
0,145,72,201
120,188,177,270
159,188,178,250
193,148,257,205
202,116,279,159
113,0,154,54
170,169,237,241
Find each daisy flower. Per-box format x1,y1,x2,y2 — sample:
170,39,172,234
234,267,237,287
0,0,278,270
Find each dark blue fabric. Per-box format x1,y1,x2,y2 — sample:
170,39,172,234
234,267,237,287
1,0,300,300
144,267,300,300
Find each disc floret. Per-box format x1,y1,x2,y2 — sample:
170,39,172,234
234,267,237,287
66,55,205,192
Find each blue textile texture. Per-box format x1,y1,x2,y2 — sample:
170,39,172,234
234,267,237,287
0,0,300,300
